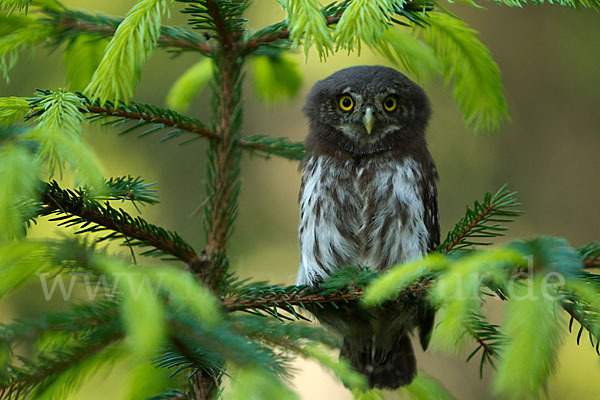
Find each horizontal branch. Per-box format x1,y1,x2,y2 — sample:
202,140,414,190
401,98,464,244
238,134,305,161
0,328,123,399
242,11,343,55
84,103,217,142
39,181,206,270
241,1,435,55
438,186,523,253
50,8,214,54
584,256,600,269
222,277,432,313
85,104,304,160
27,90,305,161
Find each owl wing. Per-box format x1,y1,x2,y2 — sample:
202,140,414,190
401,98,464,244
423,169,440,252
417,157,439,350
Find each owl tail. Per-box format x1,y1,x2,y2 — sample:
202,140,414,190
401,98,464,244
340,333,416,389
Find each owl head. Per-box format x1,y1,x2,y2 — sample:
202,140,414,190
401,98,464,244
303,66,431,156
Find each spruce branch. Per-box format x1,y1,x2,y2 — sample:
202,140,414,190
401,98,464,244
465,312,505,378
180,0,247,46
243,6,344,55
222,277,433,315
38,181,204,267
148,390,189,400
0,298,119,347
580,242,600,269
102,175,159,207
0,327,123,400
564,303,600,353
46,8,213,55
239,134,305,161
26,90,303,161
438,185,523,253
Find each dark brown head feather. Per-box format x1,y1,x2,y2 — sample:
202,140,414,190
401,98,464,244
303,66,431,158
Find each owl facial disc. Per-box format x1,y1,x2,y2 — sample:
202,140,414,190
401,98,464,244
303,65,432,155
363,107,374,134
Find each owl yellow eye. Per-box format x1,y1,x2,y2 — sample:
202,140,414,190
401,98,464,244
338,95,354,112
383,95,398,112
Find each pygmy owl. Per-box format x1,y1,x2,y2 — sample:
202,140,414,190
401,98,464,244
297,66,439,389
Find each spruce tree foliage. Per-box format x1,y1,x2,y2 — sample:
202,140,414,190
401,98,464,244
0,0,599,399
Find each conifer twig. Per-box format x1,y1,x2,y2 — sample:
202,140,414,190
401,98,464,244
50,8,214,54
0,329,123,399
28,91,304,161
222,278,433,312
438,186,523,253
243,12,343,54
585,257,600,269
84,104,217,141
39,181,205,269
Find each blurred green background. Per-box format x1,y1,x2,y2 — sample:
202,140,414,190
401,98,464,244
1,1,599,398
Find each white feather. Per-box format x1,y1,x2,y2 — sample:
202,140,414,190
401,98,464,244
297,156,429,285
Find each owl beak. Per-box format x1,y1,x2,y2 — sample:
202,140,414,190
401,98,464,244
362,108,374,135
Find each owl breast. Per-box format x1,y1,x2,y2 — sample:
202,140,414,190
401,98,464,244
297,155,430,286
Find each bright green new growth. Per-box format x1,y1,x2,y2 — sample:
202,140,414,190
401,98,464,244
0,145,39,241
251,55,302,102
567,279,600,334
64,35,109,92
362,254,448,306
166,58,213,112
145,266,222,326
431,248,522,353
287,0,333,59
376,28,441,83
493,278,565,399
94,256,168,400
95,257,165,356
302,343,367,390
30,347,123,400
25,90,104,189
0,242,49,297
0,0,31,14
0,20,52,82
0,97,30,124
400,372,455,400
84,0,174,105
353,371,455,399
227,367,297,400
423,13,509,132
334,0,400,53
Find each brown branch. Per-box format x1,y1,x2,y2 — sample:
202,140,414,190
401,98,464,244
188,372,218,400
189,3,243,396
563,304,599,345
242,13,343,54
472,334,495,359
223,288,364,312
28,93,301,164
54,10,214,54
40,183,206,270
441,202,498,253
87,104,299,161
84,105,217,141
0,329,123,397
584,256,600,269
222,278,433,312
202,0,242,272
